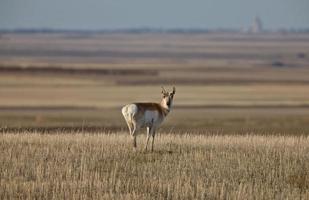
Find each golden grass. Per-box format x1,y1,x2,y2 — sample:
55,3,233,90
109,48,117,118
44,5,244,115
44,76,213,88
0,132,308,199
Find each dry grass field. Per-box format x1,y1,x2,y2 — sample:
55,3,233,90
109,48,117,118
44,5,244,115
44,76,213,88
0,133,308,199
1,32,309,199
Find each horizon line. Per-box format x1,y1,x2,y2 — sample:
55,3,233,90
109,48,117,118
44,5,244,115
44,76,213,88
1,27,309,34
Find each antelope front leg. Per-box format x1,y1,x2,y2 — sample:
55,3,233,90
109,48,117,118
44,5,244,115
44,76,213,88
144,127,152,151
131,124,137,150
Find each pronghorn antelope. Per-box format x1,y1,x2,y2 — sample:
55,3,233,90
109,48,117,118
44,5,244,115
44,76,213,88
121,87,176,151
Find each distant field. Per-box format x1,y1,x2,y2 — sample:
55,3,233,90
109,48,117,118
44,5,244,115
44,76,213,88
1,33,309,86
1,81,309,134
1,83,309,108
1,107,309,135
0,32,309,132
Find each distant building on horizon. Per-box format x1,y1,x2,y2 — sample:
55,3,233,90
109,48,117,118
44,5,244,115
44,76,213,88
242,16,264,33
250,16,263,33
251,16,263,33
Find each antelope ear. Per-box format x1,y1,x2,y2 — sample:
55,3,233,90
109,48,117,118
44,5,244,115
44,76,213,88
161,86,167,94
172,86,176,95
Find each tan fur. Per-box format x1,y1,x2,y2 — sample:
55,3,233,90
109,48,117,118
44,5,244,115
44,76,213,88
133,103,169,121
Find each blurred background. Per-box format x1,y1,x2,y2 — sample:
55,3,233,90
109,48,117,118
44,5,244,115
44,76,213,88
0,0,309,134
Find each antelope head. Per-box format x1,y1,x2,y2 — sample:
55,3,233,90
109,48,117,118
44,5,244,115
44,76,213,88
161,86,176,110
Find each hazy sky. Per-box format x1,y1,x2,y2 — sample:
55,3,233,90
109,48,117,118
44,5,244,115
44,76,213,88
0,0,308,30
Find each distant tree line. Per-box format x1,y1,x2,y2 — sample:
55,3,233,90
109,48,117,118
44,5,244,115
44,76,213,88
0,28,309,34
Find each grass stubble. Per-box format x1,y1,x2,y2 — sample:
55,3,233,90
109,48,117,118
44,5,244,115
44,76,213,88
0,132,308,200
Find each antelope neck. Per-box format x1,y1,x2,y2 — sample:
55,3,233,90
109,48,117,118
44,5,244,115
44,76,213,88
160,102,170,116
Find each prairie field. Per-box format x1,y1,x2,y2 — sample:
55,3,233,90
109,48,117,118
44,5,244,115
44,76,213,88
0,133,308,200
0,32,309,199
